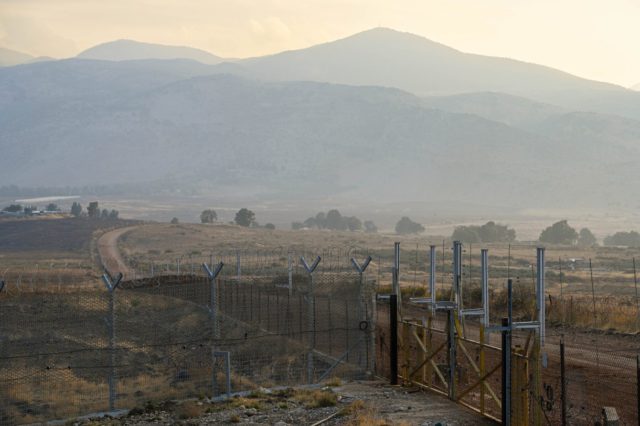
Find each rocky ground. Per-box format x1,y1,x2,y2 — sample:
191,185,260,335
70,380,496,426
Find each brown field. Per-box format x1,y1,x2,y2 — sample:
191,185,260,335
2,219,640,424
0,217,140,288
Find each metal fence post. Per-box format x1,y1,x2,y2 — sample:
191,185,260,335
561,338,567,426
502,279,513,426
393,243,401,312
481,248,489,327
390,294,398,385
429,245,436,315
536,247,546,346
102,271,123,412
301,255,321,384
637,354,640,426
447,308,456,400
351,256,372,371
203,262,224,339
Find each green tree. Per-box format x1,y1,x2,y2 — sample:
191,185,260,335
452,226,481,243
170,217,179,224
70,202,82,217
539,220,578,245
45,203,58,211
364,220,378,233
2,204,22,213
234,208,255,227
577,228,597,247
346,216,362,232
264,223,276,230
109,210,119,220
604,231,640,247
303,216,318,228
87,201,99,219
315,212,327,229
326,209,347,230
395,217,425,235
452,221,516,243
101,209,109,219
291,222,303,230
200,209,218,223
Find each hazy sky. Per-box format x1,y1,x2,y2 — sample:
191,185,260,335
1,0,639,87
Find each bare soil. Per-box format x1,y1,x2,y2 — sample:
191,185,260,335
74,381,496,425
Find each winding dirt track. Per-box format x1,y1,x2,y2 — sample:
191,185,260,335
96,226,138,279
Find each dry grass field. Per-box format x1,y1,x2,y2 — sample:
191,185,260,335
0,217,139,288
117,223,640,333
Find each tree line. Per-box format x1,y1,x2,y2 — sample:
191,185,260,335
2,201,119,219
194,208,275,229
452,219,640,247
291,210,377,232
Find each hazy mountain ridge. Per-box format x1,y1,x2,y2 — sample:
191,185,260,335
421,92,565,128
0,47,34,67
3,28,640,211
78,39,223,64
234,28,640,121
1,59,638,209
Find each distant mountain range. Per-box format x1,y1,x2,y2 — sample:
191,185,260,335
0,47,51,67
77,39,223,64
1,28,639,212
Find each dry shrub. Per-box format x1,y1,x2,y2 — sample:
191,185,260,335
230,396,264,410
175,401,207,419
324,376,342,387
292,389,337,408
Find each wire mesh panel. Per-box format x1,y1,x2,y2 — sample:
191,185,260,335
539,342,639,425
0,288,110,425
117,277,214,406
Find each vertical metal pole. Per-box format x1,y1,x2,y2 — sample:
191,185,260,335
447,309,456,400
429,245,436,315
502,316,511,426
502,279,513,425
371,291,377,375
561,338,567,426
453,241,462,309
108,288,116,411
390,294,398,385
480,323,486,415
636,354,640,426
211,276,218,338
634,258,639,331
393,242,401,311
559,257,564,330
481,249,489,327
536,247,546,346
177,258,180,275
358,271,364,366
307,272,315,384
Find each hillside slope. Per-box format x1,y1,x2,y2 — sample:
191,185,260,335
78,39,223,64
239,28,640,120
1,60,639,209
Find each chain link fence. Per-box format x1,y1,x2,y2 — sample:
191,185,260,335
0,250,375,425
